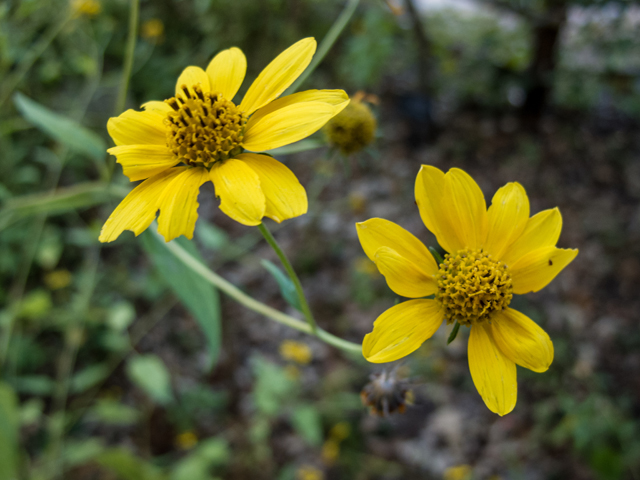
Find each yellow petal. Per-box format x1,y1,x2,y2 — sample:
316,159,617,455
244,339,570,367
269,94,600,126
248,89,349,126
107,109,166,146
510,246,578,294
157,167,210,242
485,182,530,260
501,208,562,266
107,145,180,182
141,101,172,114
243,102,338,152
363,299,443,363
443,168,488,250
175,66,210,97
374,246,437,298
239,37,316,115
491,308,554,373
99,168,184,243
414,165,460,254
209,158,265,226
355,218,438,275
468,323,517,416
235,153,307,223
205,47,247,101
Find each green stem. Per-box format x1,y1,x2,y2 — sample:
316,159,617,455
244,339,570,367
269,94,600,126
160,234,361,355
114,0,140,116
258,223,317,334
284,0,361,95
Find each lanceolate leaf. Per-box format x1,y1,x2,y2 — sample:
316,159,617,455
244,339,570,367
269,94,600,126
141,231,222,371
261,259,302,312
13,93,107,161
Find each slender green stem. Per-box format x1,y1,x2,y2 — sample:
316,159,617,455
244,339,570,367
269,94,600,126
284,0,361,95
258,223,317,334
160,234,362,355
114,0,140,116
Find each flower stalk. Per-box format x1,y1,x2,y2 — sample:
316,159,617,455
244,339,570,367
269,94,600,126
258,222,318,334
160,233,361,355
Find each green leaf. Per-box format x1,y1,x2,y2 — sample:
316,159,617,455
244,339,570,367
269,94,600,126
141,232,222,371
290,404,323,447
63,438,105,468
13,92,106,160
0,383,19,480
87,399,139,426
0,182,128,232
170,438,230,480
252,357,297,417
70,364,110,394
95,448,165,480
260,260,302,312
126,354,173,405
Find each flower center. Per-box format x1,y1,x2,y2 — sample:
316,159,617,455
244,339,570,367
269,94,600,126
435,248,513,326
164,84,247,169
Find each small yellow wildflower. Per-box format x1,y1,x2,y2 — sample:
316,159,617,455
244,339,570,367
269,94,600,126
44,269,72,290
444,465,473,480
356,166,578,415
324,93,376,154
175,431,198,450
296,465,324,480
279,339,312,365
71,0,101,17
321,439,340,465
141,18,164,42
101,38,349,243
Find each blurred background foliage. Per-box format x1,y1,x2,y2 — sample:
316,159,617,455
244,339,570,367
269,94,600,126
1,0,640,479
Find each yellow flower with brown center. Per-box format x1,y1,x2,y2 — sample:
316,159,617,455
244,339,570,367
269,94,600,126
100,38,349,243
356,166,578,415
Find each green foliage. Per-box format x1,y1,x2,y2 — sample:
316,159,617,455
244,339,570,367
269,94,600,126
0,383,19,480
261,259,302,312
13,92,106,161
96,448,165,480
141,232,222,371
126,354,174,405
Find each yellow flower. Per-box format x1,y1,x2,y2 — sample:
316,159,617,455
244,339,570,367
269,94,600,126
175,430,198,450
356,166,578,416
296,465,324,480
444,465,473,480
101,38,349,243
71,0,101,17
141,18,164,42
279,339,312,365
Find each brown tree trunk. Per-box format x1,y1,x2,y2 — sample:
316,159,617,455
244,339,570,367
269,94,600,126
521,0,568,122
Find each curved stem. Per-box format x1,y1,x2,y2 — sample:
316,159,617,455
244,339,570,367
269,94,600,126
284,0,361,95
258,222,318,334
160,234,361,355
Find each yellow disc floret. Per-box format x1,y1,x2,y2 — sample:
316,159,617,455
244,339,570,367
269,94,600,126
164,84,246,168
436,248,513,326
